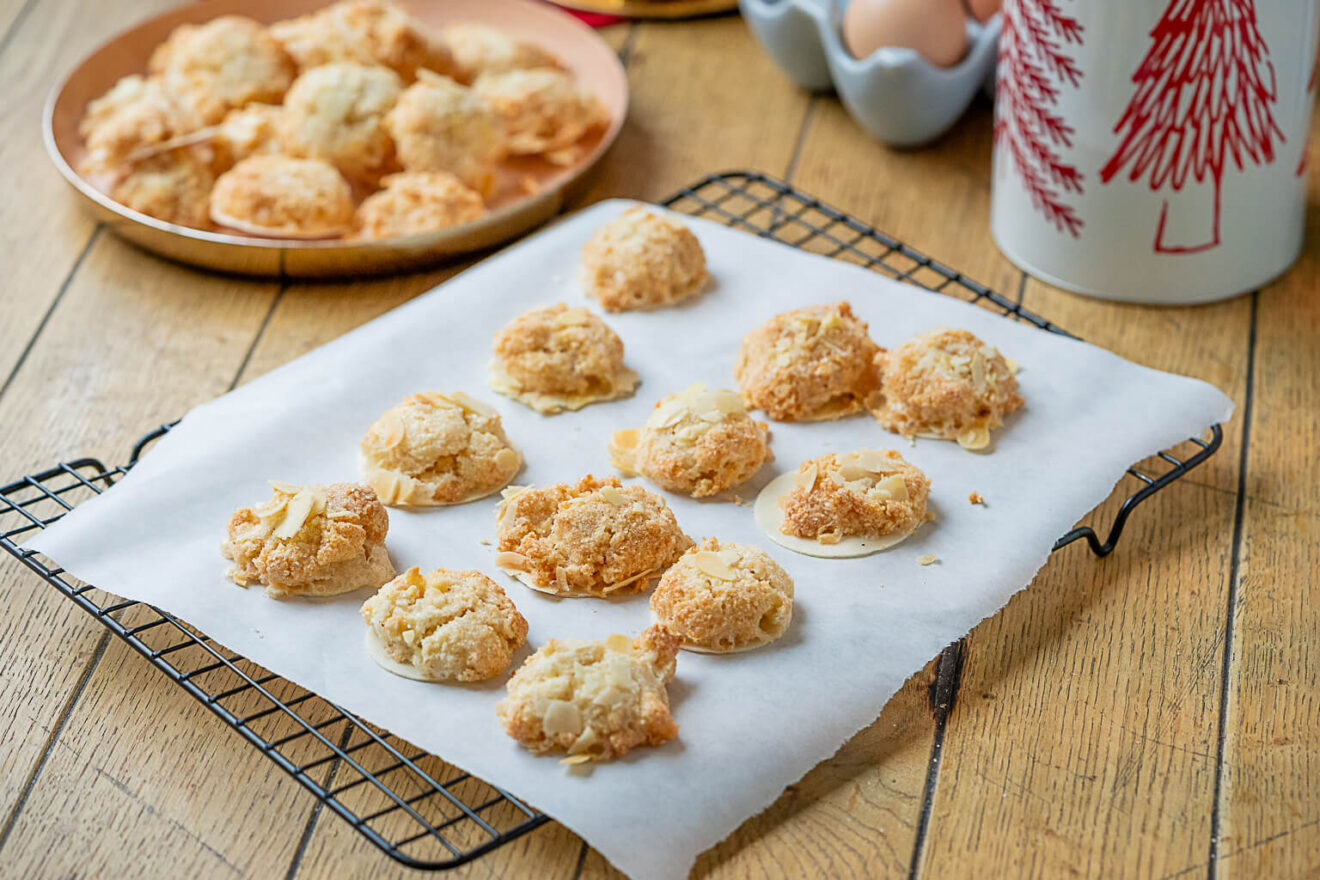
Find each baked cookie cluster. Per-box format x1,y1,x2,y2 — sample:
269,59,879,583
609,383,772,498
361,566,528,682
359,391,521,506
489,304,639,414
496,625,681,761
779,449,931,544
76,0,608,240
580,208,709,312
651,539,793,653
223,481,395,598
734,302,880,421
870,327,1023,449
495,476,693,597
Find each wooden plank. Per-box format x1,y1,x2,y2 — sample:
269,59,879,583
0,0,182,385
918,236,1253,872
0,228,286,867
791,99,1024,300
1219,155,1320,876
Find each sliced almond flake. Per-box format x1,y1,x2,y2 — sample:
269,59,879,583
794,462,818,492
555,566,569,592
978,344,998,360
957,427,991,451
376,411,406,449
694,550,735,581
874,474,910,501
1005,357,1021,374
854,449,895,473
500,484,529,500
603,633,633,653
402,629,417,646
447,391,497,418
604,568,654,592
611,428,640,450
715,547,742,567
559,754,593,766
555,309,592,326
818,530,842,545
598,486,627,505
542,700,582,736
412,391,453,408
647,399,688,429
495,551,529,570
493,448,520,471
273,490,317,539
970,354,987,392
918,554,939,566
836,463,871,482
268,480,301,494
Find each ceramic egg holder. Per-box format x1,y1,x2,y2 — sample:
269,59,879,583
741,0,1000,147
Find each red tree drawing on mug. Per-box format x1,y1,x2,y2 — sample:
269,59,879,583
994,0,1085,237
1099,0,1285,254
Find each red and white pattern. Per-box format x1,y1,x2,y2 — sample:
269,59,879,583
994,0,1085,238
1099,0,1285,253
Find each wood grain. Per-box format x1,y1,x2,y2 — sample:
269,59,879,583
1218,148,1320,878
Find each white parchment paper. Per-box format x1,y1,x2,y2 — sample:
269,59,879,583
28,200,1233,880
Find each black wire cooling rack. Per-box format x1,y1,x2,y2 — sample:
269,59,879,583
0,170,1222,871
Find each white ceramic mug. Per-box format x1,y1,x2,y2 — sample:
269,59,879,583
990,0,1319,304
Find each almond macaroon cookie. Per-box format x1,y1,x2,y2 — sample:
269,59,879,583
148,15,294,126
734,301,881,422
210,155,355,237
489,303,639,414
361,566,528,682
270,0,454,81
278,61,402,185
650,539,793,653
353,171,484,239
385,70,505,196
869,327,1023,450
496,625,680,763
110,149,215,228
209,103,283,173
579,208,709,312
472,68,606,160
609,383,772,498
440,22,560,84
359,391,521,507
223,481,395,599
755,449,932,558
495,476,693,598
78,75,193,171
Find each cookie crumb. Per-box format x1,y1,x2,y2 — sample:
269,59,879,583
918,554,938,566
968,492,985,505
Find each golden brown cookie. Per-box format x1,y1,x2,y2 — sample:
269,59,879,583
148,15,294,126
209,103,282,172
579,208,709,312
650,539,793,653
353,171,484,240
269,0,453,81
755,450,931,557
277,61,402,185
440,23,560,84
385,70,505,195
361,566,528,682
223,481,394,599
496,625,680,762
609,383,772,498
734,301,880,422
488,303,638,414
472,68,605,159
869,327,1023,450
78,75,194,171
359,391,521,506
495,476,693,598
210,155,355,237
110,148,215,228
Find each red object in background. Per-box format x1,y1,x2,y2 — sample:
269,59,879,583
993,0,1086,238
551,5,626,26
1099,0,1285,254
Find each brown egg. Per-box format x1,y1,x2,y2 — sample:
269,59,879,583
842,0,969,68
967,0,1001,22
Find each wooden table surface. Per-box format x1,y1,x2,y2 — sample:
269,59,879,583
1,3,1317,878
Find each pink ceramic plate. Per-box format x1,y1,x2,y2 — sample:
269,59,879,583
44,0,628,277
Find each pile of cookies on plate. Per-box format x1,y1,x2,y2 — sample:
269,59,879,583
220,207,1023,764
77,0,607,239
